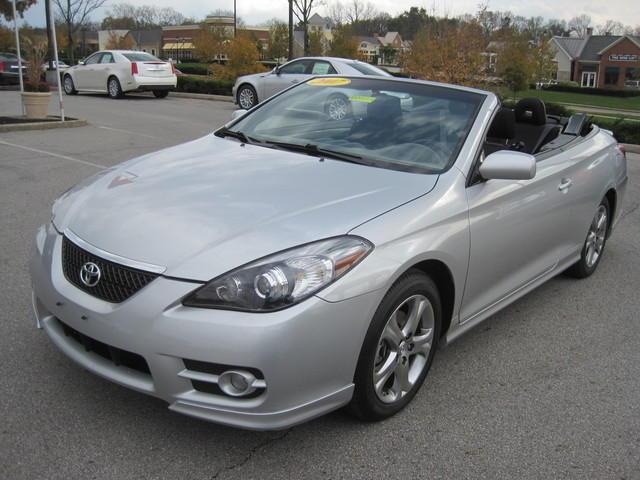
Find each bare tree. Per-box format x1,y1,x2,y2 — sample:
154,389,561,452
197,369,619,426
596,19,625,35
344,0,376,23
292,0,322,56
568,14,592,37
55,0,107,63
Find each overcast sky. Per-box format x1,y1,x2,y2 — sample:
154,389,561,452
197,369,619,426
19,0,640,30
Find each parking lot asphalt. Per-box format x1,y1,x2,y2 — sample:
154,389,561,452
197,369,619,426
1,90,639,480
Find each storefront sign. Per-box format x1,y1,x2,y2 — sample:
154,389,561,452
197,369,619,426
609,54,638,62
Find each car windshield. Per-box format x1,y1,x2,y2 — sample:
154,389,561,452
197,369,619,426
226,77,485,174
122,53,160,62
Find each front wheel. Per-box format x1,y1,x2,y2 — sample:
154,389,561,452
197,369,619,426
565,197,610,278
348,270,441,421
107,77,123,99
153,90,169,98
237,85,257,109
63,75,77,95
325,94,352,120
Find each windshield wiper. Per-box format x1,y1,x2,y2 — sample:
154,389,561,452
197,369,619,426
262,141,368,165
215,127,257,144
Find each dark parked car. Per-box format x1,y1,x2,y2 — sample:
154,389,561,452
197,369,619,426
0,52,25,85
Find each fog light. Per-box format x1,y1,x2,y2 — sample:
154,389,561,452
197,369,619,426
218,370,257,397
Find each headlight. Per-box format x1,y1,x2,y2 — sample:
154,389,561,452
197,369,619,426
182,236,373,312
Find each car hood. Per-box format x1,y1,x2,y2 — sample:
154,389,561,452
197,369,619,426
52,135,438,281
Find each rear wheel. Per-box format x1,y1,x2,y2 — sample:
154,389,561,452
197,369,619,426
237,84,257,109
153,90,169,98
63,75,77,95
107,76,123,99
349,270,441,421
565,197,610,278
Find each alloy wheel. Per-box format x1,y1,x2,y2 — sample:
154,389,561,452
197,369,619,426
64,76,73,94
238,87,255,109
373,294,435,404
108,78,120,98
327,96,349,120
585,205,608,268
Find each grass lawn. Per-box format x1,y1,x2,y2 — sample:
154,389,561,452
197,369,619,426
505,89,640,111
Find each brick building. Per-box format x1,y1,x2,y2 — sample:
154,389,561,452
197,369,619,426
551,30,640,89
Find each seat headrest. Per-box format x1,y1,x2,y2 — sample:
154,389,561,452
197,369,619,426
515,98,547,125
487,107,515,139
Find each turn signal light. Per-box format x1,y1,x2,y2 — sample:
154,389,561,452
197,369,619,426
170,63,176,74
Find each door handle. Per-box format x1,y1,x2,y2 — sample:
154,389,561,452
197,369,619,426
558,178,573,192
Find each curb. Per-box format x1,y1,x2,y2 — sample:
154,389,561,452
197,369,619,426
623,144,640,154
171,92,234,103
0,117,88,133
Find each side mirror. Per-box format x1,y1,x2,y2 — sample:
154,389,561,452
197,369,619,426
78,60,85,66
230,109,247,121
479,150,536,181
274,66,281,75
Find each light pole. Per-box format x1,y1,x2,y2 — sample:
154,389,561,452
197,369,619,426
11,0,24,114
233,0,237,38
47,0,65,121
288,0,293,60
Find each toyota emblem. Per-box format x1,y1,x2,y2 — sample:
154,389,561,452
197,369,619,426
80,262,101,287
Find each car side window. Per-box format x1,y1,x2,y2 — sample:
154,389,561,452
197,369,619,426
310,61,337,75
99,53,114,64
84,53,102,65
279,60,310,74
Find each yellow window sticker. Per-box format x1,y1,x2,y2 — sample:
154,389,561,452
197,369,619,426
307,77,351,87
349,95,376,103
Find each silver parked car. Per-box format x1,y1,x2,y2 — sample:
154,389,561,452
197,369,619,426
62,50,177,99
31,76,628,430
232,56,391,109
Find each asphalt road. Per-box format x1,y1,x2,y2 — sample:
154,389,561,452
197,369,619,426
1,91,639,480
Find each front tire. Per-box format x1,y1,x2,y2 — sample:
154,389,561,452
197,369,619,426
107,76,124,99
349,270,441,421
565,197,610,278
325,94,352,120
153,90,169,98
237,84,257,109
63,75,77,95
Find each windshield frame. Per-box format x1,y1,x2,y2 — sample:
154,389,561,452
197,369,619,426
219,75,489,175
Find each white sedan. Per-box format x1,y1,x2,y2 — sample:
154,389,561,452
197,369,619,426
62,50,177,99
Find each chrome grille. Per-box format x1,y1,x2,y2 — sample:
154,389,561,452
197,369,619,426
61,236,159,303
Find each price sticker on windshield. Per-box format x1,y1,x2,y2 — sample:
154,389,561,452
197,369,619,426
308,78,351,87
349,95,376,103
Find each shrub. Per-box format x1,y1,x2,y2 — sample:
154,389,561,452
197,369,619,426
591,117,640,144
557,81,579,88
543,84,640,97
176,63,211,76
502,100,571,117
176,75,233,96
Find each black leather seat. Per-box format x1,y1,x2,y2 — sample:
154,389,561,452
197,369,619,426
513,98,560,154
484,107,516,155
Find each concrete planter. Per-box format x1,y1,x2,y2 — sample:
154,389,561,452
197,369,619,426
21,92,51,119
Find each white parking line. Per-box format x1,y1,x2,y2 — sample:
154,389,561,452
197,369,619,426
0,140,106,169
97,125,161,139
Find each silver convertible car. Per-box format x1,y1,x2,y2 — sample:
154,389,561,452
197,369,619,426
31,76,628,430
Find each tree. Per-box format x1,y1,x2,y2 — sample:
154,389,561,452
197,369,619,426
530,38,556,84
497,34,534,99
55,0,107,63
266,19,288,60
105,31,134,50
387,7,435,40
0,24,13,51
102,3,185,29
227,34,262,77
193,24,228,63
1,0,36,21
568,15,592,37
402,20,484,86
308,30,324,55
328,25,358,59
344,0,376,23
292,0,321,56
596,20,624,35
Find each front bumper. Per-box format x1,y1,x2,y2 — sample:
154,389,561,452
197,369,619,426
30,224,378,430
